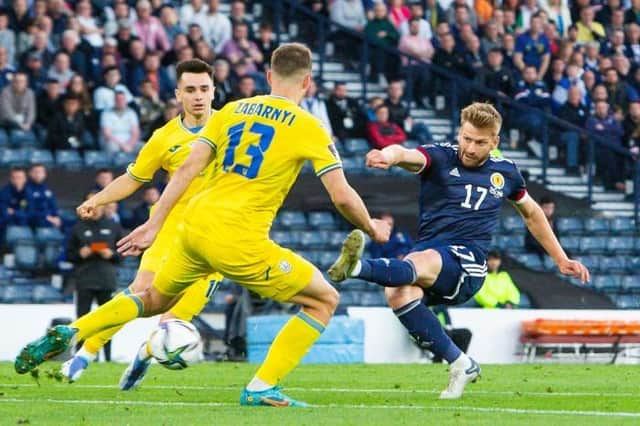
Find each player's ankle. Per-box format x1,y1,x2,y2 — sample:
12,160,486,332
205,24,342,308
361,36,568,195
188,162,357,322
246,376,274,392
450,353,471,370
76,346,98,362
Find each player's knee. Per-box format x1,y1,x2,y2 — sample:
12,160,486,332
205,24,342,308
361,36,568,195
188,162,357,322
406,249,442,288
139,288,172,316
385,286,423,309
325,285,340,311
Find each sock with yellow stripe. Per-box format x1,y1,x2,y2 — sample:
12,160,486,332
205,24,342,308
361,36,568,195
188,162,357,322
71,292,144,342
249,310,326,390
81,288,130,355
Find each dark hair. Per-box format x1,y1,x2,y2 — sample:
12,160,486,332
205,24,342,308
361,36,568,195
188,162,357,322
96,168,112,175
487,250,502,259
103,65,119,76
29,163,45,170
175,58,213,82
409,17,421,24
9,166,25,174
271,43,312,79
539,196,555,205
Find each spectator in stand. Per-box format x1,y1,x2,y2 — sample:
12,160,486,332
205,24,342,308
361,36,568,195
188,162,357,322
604,67,638,115
0,12,16,66
100,90,140,153
517,0,540,32
525,196,557,257
9,0,31,35
607,8,626,36
552,62,587,110
20,30,53,71
544,20,561,56
231,75,257,101
624,0,640,25
47,92,92,151
601,29,629,57
388,0,411,30
446,0,478,32
229,0,254,38
327,81,364,140
515,13,551,80
384,80,432,143
623,101,640,155
149,97,179,134
0,47,14,90
130,186,160,229
0,72,36,147
136,79,165,139
399,17,434,107
26,164,61,228
60,29,92,81
0,167,29,230
35,77,61,141
400,1,433,40
186,22,206,49
366,104,407,149
301,79,333,139
576,6,606,43
424,0,445,31
93,66,133,112
504,9,518,34
597,0,621,28
432,31,472,108
255,22,276,72
128,51,174,100
368,212,413,259
475,251,521,309
329,0,367,65
203,0,232,54
93,169,114,192
67,74,96,136
475,47,516,97
557,85,589,174
75,0,104,49
480,20,502,56
134,0,170,53
213,58,233,110
115,20,136,60
586,100,626,191
180,0,208,32
47,51,74,88
513,65,551,144
365,2,400,84
221,22,263,74
543,0,572,38
364,96,385,122
464,35,485,73
126,39,147,86
159,6,182,44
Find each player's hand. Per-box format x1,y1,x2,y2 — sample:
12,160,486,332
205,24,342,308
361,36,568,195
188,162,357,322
369,218,391,244
117,222,159,256
558,258,590,284
77,199,98,220
366,149,392,170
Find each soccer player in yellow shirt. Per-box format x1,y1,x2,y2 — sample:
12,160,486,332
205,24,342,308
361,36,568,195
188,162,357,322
15,43,390,407
58,59,223,388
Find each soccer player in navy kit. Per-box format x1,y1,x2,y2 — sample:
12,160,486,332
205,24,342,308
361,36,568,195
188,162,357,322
329,102,589,399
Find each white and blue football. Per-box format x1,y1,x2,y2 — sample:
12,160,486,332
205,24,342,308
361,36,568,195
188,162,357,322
148,319,203,370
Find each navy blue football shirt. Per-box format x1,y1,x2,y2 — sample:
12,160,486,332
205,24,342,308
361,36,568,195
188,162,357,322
414,143,528,257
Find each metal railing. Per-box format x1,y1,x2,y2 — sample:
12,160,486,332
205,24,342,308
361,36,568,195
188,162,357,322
265,0,639,223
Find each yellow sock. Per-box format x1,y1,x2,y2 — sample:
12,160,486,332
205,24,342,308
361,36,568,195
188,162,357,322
81,288,129,354
169,278,217,321
71,293,143,341
255,311,326,385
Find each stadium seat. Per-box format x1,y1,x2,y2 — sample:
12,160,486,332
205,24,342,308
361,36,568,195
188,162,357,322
501,216,526,234
606,237,635,255
627,257,640,274
559,236,580,253
5,226,34,246
583,217,609,235
326,231,347,249
543,256,557,272
338,291,357,306
495,235,525,250
271,230,299,249
55,150,83,169
59,208,78,229
35,227,65,245
599,256,627,274
0,148,29,167
609,217,635,235
316,251,337,269
43,243,63,269
29,149,54,167
14,242,39,270
517,253,544,271
343,138,370,155
300,160,314,175
556,217,584,235
112,152,137,168
1,285,33,303
579,237,607,254
404,139,420,150
308,211,337,230
621,276,640,294
592,275,622,292
278,211,307,230
32,285,64,303
519,293,532,308
298,250,319,265
84,150,113,168
340,157,365,173
615,295,640,309
299,231,329,249
338,279,371,291
359,291,386,306
575,256,601,273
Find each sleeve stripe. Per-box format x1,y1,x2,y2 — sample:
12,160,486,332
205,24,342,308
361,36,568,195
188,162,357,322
197,136,217,151
126,165,152,183
511,189,529,205
316,163,343,177
414,146,431,175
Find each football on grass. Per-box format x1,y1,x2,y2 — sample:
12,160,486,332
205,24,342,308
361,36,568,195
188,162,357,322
149,319,203,370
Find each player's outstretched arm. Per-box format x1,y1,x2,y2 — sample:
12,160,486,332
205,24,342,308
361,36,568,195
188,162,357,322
513,197,590,283
117,141,214,256
320,168,390,243
77,174,143,219
366,145,426,172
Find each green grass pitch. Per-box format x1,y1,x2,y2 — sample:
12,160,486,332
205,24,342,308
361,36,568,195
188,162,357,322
0,362,639,425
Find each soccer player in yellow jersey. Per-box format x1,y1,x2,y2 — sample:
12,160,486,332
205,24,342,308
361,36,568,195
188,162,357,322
56,59,223,388
15,43,390,406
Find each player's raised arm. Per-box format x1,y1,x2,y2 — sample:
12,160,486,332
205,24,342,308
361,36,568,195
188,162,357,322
366,144,427,172
320,168,390,243
77,174,143,219
512,197,590,283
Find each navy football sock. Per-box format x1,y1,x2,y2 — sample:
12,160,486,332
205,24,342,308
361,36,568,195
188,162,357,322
394,299,461,363
355,258,416,287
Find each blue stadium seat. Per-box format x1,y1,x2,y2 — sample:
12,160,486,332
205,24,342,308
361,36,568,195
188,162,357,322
343,138,370,155
338,279,371,291
271,230,299,249
35,227,65,245
359,291,386,306
609,217,635,235
543,256,557,272
43,243,63,269
84,150,112,168
59,208,78,229
29,149,54,167
299,231,329,249
340,157,365,173
621,276,640,294
615,295,640,309
404,139,420,150
1,285,33,303
606,237,635,255
5,226,34,246
316,251,337,269
0,148,29,167
519,293,532,308
579,237,607,254
627,257,640,274
112,152,136,168
338,291,357,306
599,256,627,274
14,242,39,270
278,211,307,230
501,216,526,234
575,256,601,273
559,236,580,253
583,217,609,235
517,253,544,271
32,285,64,303
592,275,622,292
556,217,584,235
327,231,347,248
308,211,336,230
55,150,83,169
298,250,319,265
495,235,524,250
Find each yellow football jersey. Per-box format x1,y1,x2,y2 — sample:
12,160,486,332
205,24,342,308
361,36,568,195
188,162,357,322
127,115,216,208
190,94,342,240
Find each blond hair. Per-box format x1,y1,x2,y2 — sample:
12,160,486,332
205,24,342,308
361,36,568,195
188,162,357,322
270,43,312,80
460,102,502,135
